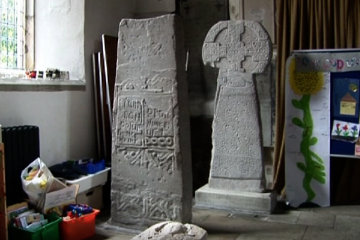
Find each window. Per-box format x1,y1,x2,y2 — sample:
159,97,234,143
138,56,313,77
0,0,84,88
0,0,33,73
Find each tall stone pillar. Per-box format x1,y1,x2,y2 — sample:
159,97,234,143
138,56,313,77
195,20,276,214
110,14,192,229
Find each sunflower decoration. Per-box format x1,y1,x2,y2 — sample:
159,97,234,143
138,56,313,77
289,57,326,204
289,58,324,95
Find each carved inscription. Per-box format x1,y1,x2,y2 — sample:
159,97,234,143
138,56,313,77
116,98,144,146
113,192,143,218
146,105,173,139
113,180,181,222
115,95,174,148
118,69,176,94
145,149,175,175
114,89,176,175
118,21,166,64
114,192,181,221
117,149,175,175
117,148,143,165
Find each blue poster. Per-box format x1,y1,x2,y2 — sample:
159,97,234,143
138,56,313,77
331,71,360,155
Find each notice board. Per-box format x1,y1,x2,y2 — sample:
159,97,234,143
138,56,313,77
285,49,360,207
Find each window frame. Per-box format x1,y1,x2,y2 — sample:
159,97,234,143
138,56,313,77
25,0,34,70
0,0,33,71
0,0,84,89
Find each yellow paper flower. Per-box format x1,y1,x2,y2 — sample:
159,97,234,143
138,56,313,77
289,58,324,95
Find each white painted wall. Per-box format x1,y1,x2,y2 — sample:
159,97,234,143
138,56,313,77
35,0,85,80
134,0,175,17
0,0,134,167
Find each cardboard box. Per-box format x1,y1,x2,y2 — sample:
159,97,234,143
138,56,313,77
76,185,103,210
39,178,78,214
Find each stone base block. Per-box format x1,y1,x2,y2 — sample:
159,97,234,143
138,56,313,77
194,184,276,214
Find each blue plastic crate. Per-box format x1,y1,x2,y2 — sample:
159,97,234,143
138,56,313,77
77,159,105,174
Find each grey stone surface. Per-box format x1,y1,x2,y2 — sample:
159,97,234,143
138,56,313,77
202,20,272,193
194,20,274,214
195,184,276,214
131,221,207,240
111,14,192,229
334,215,360,239
193,207,306,240
94,205,360,240
297,211,335,228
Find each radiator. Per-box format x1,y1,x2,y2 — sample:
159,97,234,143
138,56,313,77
1,125,40,205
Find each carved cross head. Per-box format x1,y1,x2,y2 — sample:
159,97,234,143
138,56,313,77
202,20,272,74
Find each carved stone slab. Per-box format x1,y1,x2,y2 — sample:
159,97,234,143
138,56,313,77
203,20,272,192
131,221,207,240
111,14,192,229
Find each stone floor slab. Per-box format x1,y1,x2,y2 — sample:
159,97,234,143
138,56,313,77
261,210,301,224
193,209,306,239
91,205,360,239
334,215,360,239
313,205,360,217
234,227,305,240
296,211,335,228
302,226,351,240
208,234,240,240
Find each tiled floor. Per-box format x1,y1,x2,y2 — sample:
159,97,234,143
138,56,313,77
91,203,360,240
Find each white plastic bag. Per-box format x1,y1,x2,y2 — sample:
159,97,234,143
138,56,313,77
21,158,54,205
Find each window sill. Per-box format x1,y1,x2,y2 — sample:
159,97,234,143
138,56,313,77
0,78,86,91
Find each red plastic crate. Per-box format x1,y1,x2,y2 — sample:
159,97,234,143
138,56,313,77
60,209,100,240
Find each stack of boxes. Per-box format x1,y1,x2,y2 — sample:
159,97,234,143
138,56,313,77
65,166,110,210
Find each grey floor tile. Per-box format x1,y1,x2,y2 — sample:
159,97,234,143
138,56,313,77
296,211,335,228
234,227,306,240
207,233,240,240
261,210,301,224
193,207,232,219
93,221,139,240
195,211,306,238
302,226,350,240
334,215,360,239
313,205,360,217
192,208,215,223
105,234,135,240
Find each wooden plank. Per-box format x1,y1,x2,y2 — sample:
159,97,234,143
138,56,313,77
101,35,118,163
0,143,8,240
102,34,118,112
92,53,105,159
229,0,275,44
98,52,112,162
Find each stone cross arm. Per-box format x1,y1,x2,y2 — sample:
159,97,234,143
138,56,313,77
202,20,272,74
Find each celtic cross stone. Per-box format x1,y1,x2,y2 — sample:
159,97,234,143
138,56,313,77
202,20,272,192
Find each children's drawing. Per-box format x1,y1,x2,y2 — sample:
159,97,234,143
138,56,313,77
331,120,360,142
